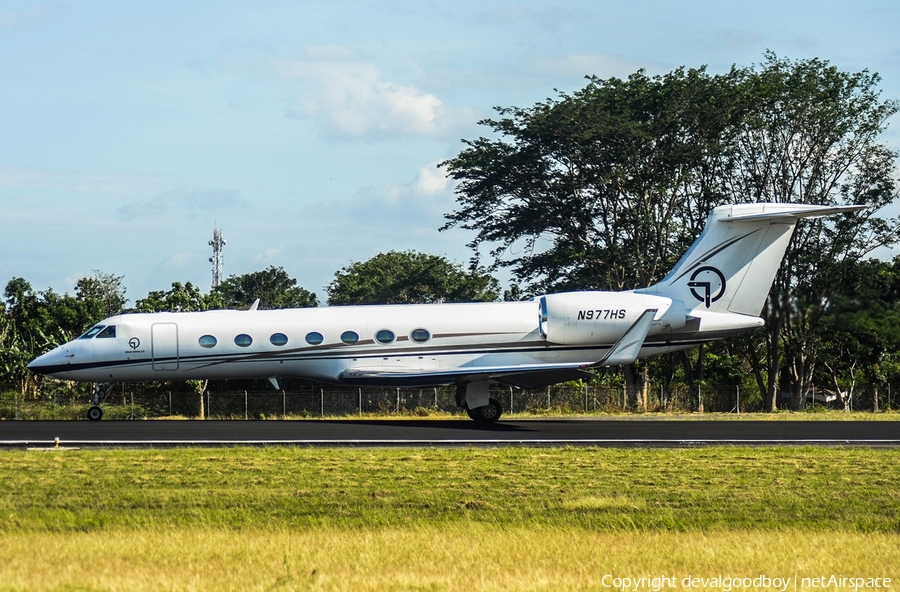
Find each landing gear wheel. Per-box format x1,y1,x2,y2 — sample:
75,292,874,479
466,398,503,423
87,406,103,421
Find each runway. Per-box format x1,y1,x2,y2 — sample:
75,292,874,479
1,418,899,448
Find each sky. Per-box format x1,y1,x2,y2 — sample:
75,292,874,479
3,1,900,306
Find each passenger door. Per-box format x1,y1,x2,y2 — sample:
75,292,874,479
151,323,179,371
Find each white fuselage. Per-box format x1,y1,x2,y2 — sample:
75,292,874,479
27,292,761,386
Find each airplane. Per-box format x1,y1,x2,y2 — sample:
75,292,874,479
28,202,864,422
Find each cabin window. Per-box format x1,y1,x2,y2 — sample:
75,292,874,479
375,329,395,344
96,326,116,339
234,334,253,347
199,335,217,348
305,332,324,345
340,330,359,345
410,328,430,343
78,325,105,339
270,333,288,346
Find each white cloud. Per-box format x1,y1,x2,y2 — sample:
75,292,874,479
412,162,450,195
251,246,285,265
0,2,65,32
277,46,458,138
381,160,451,203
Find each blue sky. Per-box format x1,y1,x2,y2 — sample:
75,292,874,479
2,1,900,305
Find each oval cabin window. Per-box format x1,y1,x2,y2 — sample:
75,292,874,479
410,329,430,343
375,329,395,344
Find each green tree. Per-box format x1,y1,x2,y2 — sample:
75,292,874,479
441,66,743,294
215,266,318,310
442,53,900,409
729,53,900,410
326,251,500,305
75,270,127,318
134,282,224,313
815,258,900,409
441,65,744,398
3,275,124,396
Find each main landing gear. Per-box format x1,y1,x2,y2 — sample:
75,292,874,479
87,383,115,421
456,381,503,423
466,398,503,422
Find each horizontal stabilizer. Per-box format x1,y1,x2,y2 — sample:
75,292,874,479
723,204,868,222
594,308,657,367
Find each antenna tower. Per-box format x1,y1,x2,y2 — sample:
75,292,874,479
209,226,226,289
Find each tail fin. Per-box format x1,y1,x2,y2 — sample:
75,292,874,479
640,203,865,316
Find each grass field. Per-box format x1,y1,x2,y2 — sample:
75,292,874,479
0,446,898,590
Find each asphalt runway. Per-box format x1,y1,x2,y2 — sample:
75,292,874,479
1,418,899,447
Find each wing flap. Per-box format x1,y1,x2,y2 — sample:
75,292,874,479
338,362,594,388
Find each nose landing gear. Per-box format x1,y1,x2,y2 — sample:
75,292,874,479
87,383,115,421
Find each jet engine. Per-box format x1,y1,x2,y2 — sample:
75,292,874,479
538,292,687,345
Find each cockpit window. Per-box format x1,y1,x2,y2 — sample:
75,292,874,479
96,326,116,339
78,325,106,340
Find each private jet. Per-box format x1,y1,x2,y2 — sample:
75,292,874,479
28,203,863,421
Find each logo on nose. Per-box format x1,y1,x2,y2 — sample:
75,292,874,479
129,337,141,350
688,266,727,308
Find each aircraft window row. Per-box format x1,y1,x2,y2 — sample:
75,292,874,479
195,328,432,349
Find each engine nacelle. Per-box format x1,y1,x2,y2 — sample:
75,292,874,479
538,291,687,345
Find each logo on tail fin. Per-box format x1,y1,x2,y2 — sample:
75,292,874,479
688,266,726,308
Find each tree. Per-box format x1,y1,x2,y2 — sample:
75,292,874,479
326,251,500,305
2,275,121,396
134,282,224,313
75,270,127,318
728,53,900,410
215,266,318,310
816,258,900,409
442,53,900,409
441,66,743,294
441,66,744,399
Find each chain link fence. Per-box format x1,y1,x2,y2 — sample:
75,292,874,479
3,383,895,420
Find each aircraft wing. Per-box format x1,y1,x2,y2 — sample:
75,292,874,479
337,362,595,388
337,308,661,388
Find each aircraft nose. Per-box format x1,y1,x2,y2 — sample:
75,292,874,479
27,347,71,376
